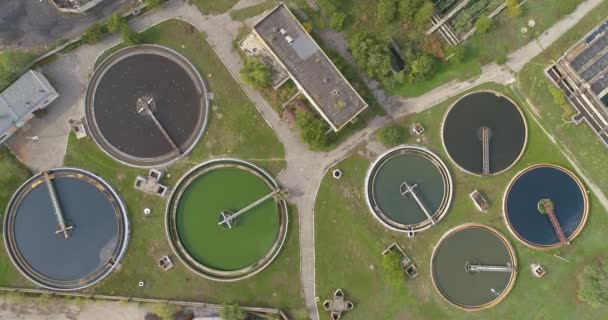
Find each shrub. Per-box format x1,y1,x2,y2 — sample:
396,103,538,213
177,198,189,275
349,33,392,80
376,124,404,146
399,0,424,22
382,252,405,287
329,12,346,31
121,26,142,45
475,16,492,34
414,1,434,26
81,24,105,44
506,0,522,18
146,0,162,8
296,110,329,148
220,304,246,320
378,0,398,24
106,13,126,33
409,54,435,81
302,21,313,33
239,58,271,88
548,85,566,106
578,258,608,307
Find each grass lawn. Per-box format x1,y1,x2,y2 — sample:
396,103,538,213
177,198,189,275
314,82,608,319
192,0,239,14
517,0,608,193
0,147,31,286
0,19,304,316
229,0,280,21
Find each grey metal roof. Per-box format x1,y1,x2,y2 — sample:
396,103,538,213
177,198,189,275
0,70,58,135
253,3,368,131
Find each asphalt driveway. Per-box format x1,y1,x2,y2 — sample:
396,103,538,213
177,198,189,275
0,0,132,49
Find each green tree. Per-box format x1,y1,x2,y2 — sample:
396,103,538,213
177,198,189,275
349,33,392,80
106,13,126,33
399,0,424,22
329,12,346,31
378,0,398,24
239,58,271,88
414,1,434,26
578,258,608,307
220,304,246,320
121,26,142,45
382,252,405,287
81,24,105,44
475,16,492,34
296,110,329,148
506,0,522,18
376,124,404,146
409,54,435,81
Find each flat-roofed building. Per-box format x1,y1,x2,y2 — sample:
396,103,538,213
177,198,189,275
0,70,59,144
253,3,368,131
546,19,608,147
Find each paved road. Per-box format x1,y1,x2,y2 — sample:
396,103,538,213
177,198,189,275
4,0,607,319
0,0,131,49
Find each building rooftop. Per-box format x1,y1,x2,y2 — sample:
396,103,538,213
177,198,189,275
0,70,58,136
253,3,368,131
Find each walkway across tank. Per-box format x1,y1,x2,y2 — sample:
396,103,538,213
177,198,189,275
504,164,589,249
365,145,453,233
442,91,527,176
85,44,209,167
166,158,288,281
3,168,129,291
431,224,517,311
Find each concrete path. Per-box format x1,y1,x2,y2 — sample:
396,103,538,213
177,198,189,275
0,297,152,320
3,0,605,319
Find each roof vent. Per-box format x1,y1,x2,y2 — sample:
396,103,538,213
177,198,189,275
286,35,294,45
280,28,287,35
323,78,328,83
332,89,338,96
272,27,278,32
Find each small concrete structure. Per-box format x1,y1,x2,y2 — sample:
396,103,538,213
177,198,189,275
72,118,87,139
531,264,546,278
322,289,354,320
410,123,425,135
382,243,418,279
469,189,489,212
134,169,168,197
158,256,174,271
332,169,342,179
0,70,59,144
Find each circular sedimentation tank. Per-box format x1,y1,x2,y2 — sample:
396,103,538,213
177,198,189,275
431,224,517,310
85,44,209,168
365,145,453,233
166,158,288,281
504,164,588,248
3,168,129,291
442,91,527,176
